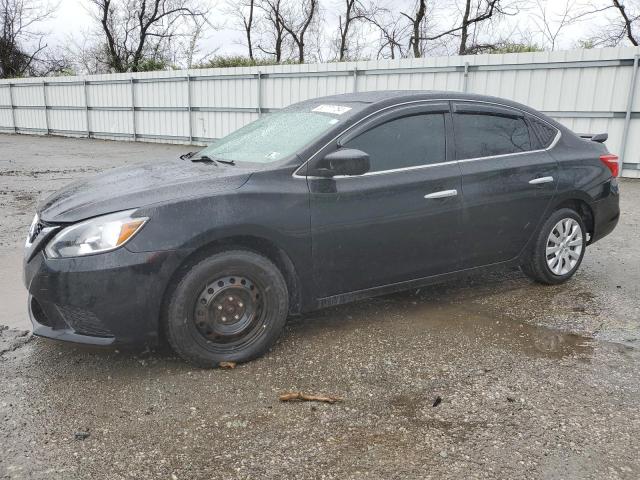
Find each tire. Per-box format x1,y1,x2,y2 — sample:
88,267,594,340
164,250,289,367
521,208,587,285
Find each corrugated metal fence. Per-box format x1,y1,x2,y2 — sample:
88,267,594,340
1,46,640,177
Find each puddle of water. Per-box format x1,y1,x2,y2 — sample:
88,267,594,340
298,294,595,361
411,302,594,360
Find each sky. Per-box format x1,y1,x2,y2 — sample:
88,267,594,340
38,0,620,67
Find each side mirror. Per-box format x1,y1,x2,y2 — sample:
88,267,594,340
315,149,370,177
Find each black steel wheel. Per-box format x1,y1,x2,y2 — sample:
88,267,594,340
164,250,289,367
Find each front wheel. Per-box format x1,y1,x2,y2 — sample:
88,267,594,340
164,250,289,367
521,208,586,285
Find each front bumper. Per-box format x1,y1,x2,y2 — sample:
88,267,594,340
24,246,188,346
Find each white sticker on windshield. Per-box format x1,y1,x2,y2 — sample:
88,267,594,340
312,104,352,115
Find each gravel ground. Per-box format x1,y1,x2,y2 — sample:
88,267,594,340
1,133,639,479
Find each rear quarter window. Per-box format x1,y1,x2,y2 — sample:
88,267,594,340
528,116,558,149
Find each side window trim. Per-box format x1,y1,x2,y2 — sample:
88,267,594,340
334,158,455,178
453,101,524,118
450,101,561,162
295,99,561,178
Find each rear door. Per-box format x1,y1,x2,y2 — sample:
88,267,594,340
452,101,559,268
308,102,463,299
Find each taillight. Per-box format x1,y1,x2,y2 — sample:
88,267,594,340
600,154,619,177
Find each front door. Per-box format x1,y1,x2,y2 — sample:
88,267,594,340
307,103,463,299
452,101,559,268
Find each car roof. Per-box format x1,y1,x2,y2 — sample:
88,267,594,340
296,90,562,129
307,90,450,104
308,90,523,109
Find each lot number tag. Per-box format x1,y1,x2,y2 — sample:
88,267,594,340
312,105,352,115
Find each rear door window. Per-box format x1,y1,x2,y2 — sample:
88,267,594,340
453,112,532,160
343,113,446,172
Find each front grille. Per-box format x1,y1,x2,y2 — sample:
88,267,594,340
56,305,114,338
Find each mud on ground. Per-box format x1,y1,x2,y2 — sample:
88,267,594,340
1,133,639,479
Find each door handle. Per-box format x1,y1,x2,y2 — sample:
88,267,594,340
529,176,554,185
424,189,458,199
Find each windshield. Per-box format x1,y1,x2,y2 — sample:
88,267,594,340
198,111,341,164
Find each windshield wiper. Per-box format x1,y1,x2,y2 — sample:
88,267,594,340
191,155,217,164
180,151,197,160
215,159,236,165
191,155,236,166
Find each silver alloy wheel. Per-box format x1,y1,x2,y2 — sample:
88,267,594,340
546,218,583,275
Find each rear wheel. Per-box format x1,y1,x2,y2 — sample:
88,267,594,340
521,208,586,285
165,250,289,367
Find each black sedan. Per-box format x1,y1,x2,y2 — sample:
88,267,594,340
23,91,620,366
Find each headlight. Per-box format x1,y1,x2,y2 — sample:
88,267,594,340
45,210,148,258
25,213,39,247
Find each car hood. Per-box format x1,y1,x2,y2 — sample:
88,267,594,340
38,160,254,223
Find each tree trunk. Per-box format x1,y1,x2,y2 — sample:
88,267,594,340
412,0,426,58
339,0,355,61
275,26,282,62
339,14,349,61
459,0,471,55
246,0,254,60
247,31,254,60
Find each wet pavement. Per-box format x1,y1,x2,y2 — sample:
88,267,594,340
1,133,639,479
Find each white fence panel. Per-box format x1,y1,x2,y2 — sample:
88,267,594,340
47,83,84,107
89,109,132,136
1,47,640,177
48,108,85,135
11,84,43,106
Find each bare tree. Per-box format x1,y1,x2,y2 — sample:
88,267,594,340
257,0,287,62
461,0,486,54
308,11,328,62
364,8,409,59
368,0,512,58
612,0,639,45
0,0,62,78
87,0,206,72
228,0,257,60
418,0,508,55
574,0,640,48
531,0,576,50
527,0,609,51
66,30,106,74
401,0,427,57
278,0,318,63
336,0,372,61
178,14,215,68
